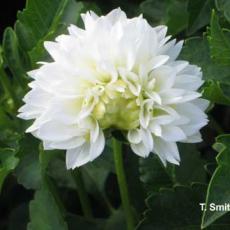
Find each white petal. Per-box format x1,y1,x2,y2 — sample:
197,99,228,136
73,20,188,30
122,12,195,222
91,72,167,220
140,55,169,77
151,65,176,92
140,128,154,151
68,24,85,37
89,129,105,161
43,137,85,150
160,39,183,62
154,138,180,165
161,125,186,142
66,143,91,169
131,142,150,158
90,120,99,142
175,74,203,91
182,132,202,143
193,98,209,111
105,8,127,24
36,121,80,142
155,25,168,43
161,89,201,104
149,123,162,136
81,11,98,30
140,100,153,128
169,61,188,74
128,129,142,144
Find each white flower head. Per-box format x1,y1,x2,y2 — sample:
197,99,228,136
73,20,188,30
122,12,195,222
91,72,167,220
18,8,209,169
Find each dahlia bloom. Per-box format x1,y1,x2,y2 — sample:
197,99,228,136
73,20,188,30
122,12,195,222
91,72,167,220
18,9,208,169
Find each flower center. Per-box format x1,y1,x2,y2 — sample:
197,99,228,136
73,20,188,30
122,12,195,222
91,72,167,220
92,79,140,130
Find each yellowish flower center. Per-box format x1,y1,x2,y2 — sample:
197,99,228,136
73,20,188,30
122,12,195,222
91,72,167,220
92,79,140,130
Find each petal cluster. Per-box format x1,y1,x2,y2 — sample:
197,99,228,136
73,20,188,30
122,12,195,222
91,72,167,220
18,8,208,169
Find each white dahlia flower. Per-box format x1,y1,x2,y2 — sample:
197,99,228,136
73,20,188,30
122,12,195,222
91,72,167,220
18,8,209,169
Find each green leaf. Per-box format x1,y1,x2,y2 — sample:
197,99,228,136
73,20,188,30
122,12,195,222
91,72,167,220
15,135,61,190
179,37,230,105
47,156,75,189
2,27,30,87
140,0,189,35
140,0,167,25
202,134,230,228
0,148,19,192
175,144,206,185
215,0,230,23
28,181,68,230
166,0,189,35
203,80,230,106
0,107,14,129
138,184,207,229
139,144,205,192
104,209,126,230
67,214,104,230
0,129,21,150
207,11,230,65
187,0,214,35
139,155,172,194
15,151,42,190
180,37,230,83
15,0,84,65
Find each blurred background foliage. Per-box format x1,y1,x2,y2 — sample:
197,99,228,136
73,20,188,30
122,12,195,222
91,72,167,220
0,0,230,229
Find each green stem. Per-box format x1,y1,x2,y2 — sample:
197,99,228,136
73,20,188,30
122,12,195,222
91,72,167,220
72,169,93,218
112,138,135,230
0,67,19,109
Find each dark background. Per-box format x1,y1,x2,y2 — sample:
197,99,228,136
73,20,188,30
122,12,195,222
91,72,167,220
0,1,25,38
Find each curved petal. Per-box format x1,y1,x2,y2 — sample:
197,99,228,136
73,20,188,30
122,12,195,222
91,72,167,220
66,143,91,169
127,129,142,144
154,138,180,165
131,142,150,158
89,129,105,161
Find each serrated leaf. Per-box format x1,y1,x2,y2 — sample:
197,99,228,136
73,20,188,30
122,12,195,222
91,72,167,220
138,184,207,230
187,0,214,35
202,135,230,228
15,134,61,190
15,0,84,65
179,37,230,105
180,37,230,82
15,151,42,190
0,148,19,192
47,157,75,189
139,144,205,193
28,181,68,230
207,11,230,65
175,144,206,185
139,155,172,194
203,80,230,106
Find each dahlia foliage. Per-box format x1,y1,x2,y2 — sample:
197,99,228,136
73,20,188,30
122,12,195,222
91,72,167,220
18,9,208,169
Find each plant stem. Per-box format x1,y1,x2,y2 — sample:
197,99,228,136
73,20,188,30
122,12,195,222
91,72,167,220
72,169,93,218
112,138,135,230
